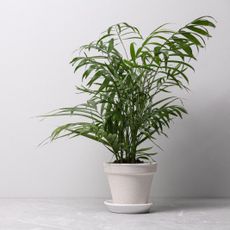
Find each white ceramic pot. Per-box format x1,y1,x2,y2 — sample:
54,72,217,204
104,162,157,204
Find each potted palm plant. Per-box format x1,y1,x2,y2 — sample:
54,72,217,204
42,16,215,213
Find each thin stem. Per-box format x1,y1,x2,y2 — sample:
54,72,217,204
115,27,129,59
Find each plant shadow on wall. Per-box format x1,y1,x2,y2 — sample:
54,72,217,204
41,16,216,164
154,98,229,199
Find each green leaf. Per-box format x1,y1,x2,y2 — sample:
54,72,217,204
186,26,211,37
192,19,216,28
130,42,136,61
180,32,202,46
87,71,104,86
108,39,114,52
137,147,152,152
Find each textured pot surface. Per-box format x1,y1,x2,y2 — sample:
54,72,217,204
104,163,157,204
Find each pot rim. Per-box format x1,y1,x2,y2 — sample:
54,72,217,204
104,162,157,175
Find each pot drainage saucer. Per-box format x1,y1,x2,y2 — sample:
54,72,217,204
104,200,152,214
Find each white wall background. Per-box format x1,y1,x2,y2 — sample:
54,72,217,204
0,0,229,198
